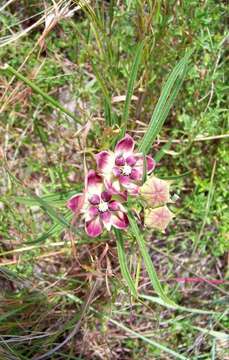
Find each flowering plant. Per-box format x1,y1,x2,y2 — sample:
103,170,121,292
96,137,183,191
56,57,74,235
67,134,174,237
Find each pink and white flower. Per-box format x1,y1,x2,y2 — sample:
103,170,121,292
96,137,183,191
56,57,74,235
67,170,129,237
96,134,155,196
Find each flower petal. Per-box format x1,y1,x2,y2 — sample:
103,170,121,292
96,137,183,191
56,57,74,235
89,194,100,205
100,211,112,231
113,167,121,177
126,155,137,166
67,193,84,213
108,200,120,211
144,206,174,231
85,216,103,237
105,179,121,194
140,176,171,206
84,206,99,222
111,211,129,229
119,175,130,185
96,151,115,177
115,155,125,166
119,176,139,195
86,170,103,196
115,134,135,155
130,168,141,181
146,156,156,173
101,191,112,202
133,155,155,179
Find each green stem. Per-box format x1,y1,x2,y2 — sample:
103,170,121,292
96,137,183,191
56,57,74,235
114,228,138,298
128,211,175,305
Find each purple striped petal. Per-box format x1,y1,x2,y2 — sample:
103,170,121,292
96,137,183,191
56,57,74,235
111,211,129,229
67,193,84,213
88,206,99,218
113,167,121,177
105,179,121,194
134,156,155,177
96,151,114,176
119,175,130,185
85,216,103,237
115,134,135,155
100,211,112,231
146,156,156,173
87,170,103,195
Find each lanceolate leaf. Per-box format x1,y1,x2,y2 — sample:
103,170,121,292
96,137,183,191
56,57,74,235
138,52,190,154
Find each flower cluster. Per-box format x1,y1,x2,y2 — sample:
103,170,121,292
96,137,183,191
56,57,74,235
68,134,174,237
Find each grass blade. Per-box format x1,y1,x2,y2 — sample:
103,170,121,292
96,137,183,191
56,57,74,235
211,339,216,360
140,295,218,315
121,41,144,135
1,64,82,125
108,318,188,360
114,229,138,298
138,52,190,154
128,211,175,305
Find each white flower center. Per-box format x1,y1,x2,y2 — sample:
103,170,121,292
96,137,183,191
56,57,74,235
122,164,132,176
98,202,109,212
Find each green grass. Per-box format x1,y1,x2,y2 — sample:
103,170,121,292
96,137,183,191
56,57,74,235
0,1,228,359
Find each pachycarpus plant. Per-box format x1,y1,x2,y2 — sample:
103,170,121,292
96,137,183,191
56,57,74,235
68,135,174,237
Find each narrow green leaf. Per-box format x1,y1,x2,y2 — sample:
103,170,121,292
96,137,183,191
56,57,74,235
141,295,218,315
15,190,78,206
108,318,188,360
138,52,190,154
114,229,138,297
127,211,175,305
1,64,82,124
120,41,144,135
